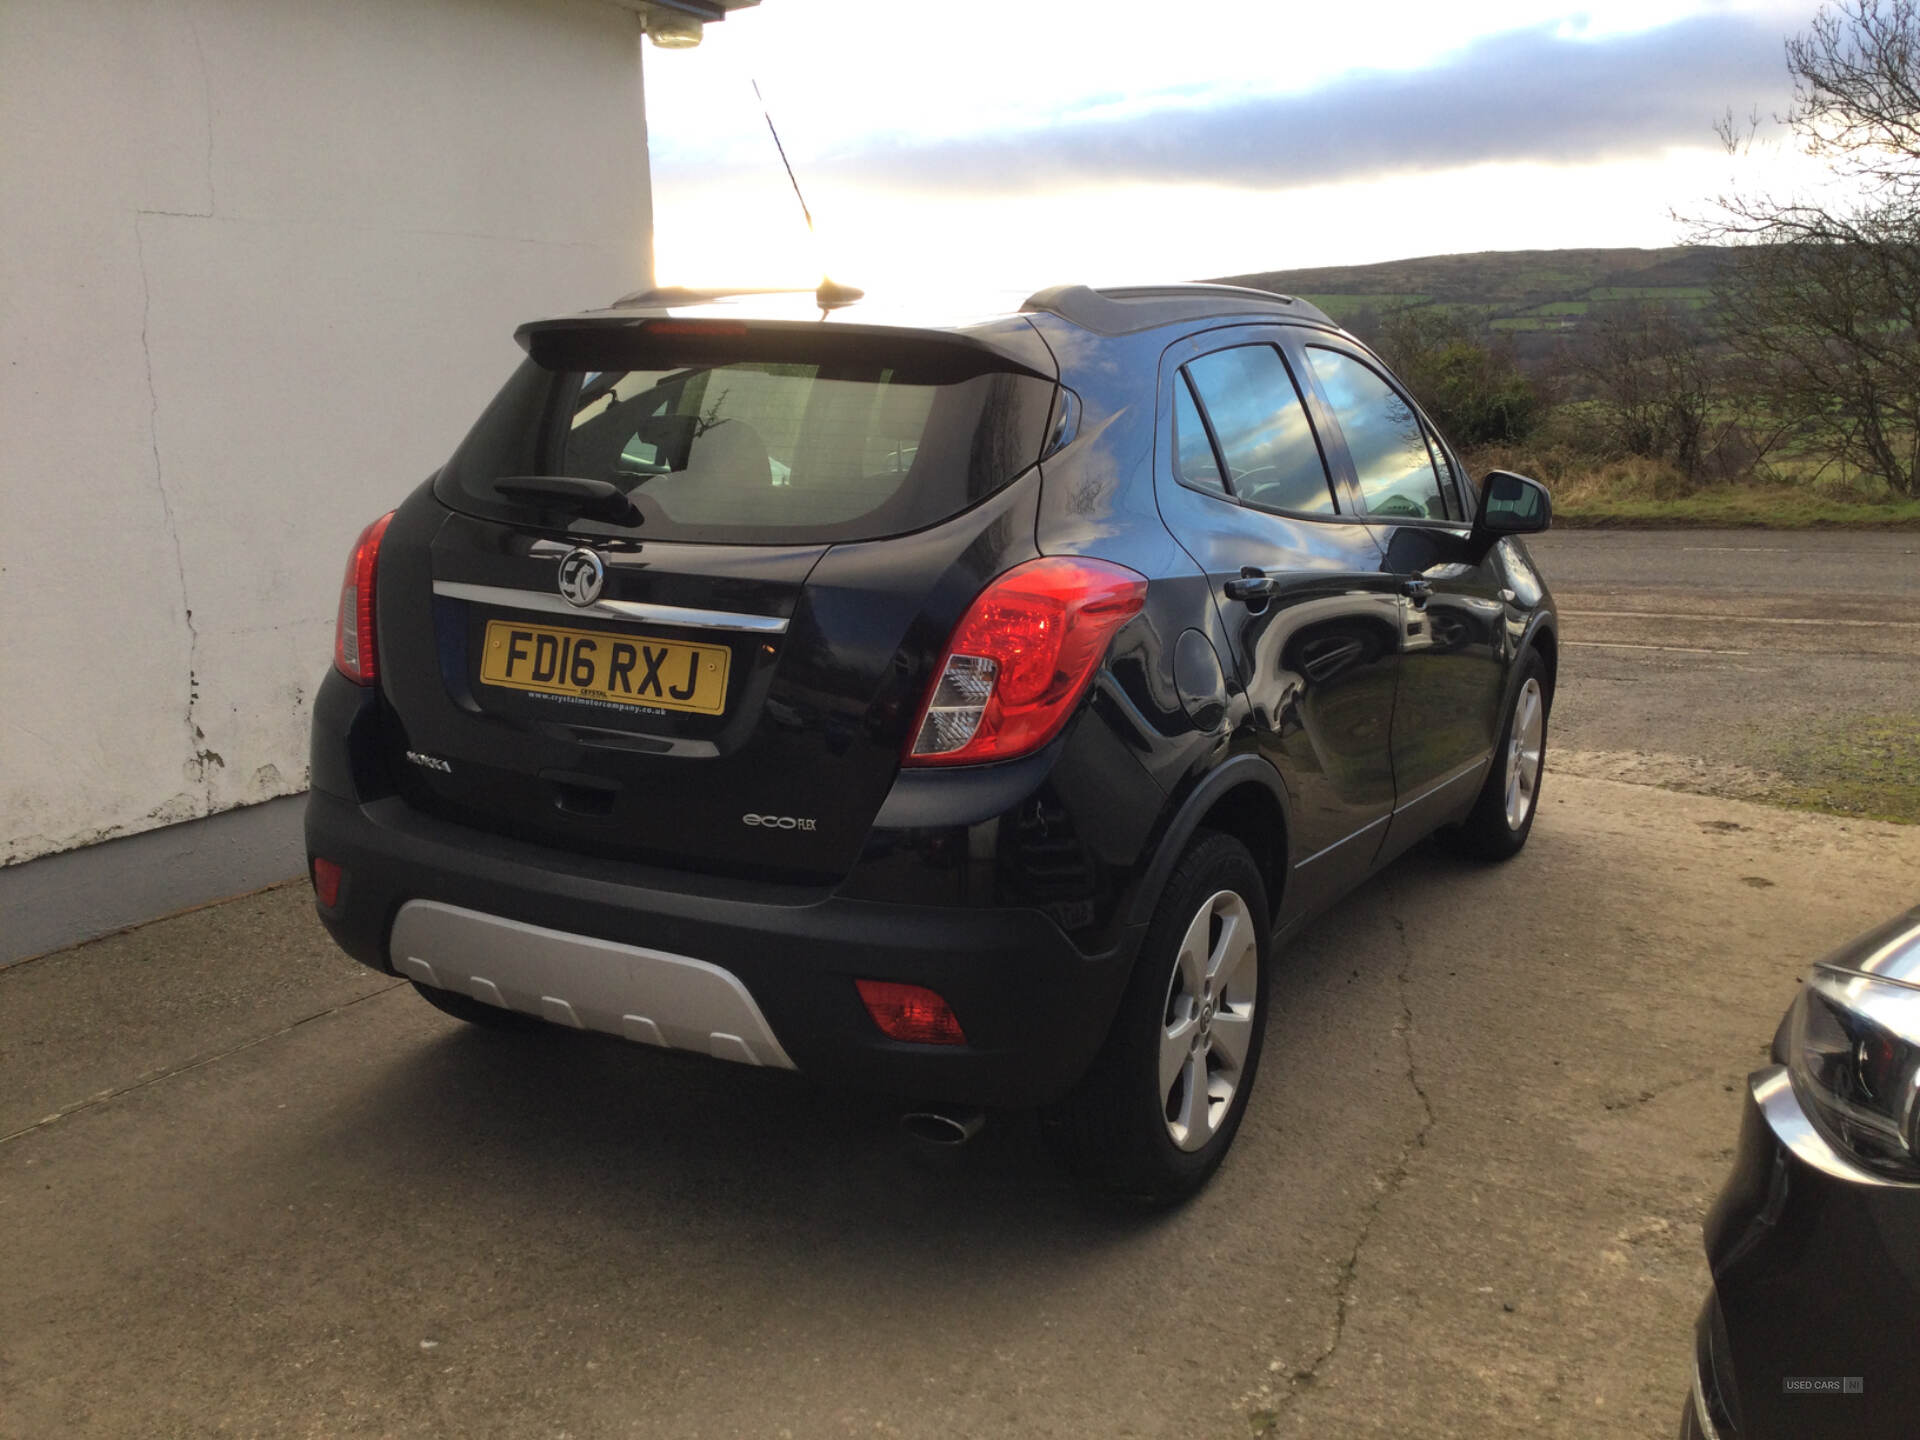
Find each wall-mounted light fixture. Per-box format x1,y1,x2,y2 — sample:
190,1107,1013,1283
636,0,756,49
643,9,705,48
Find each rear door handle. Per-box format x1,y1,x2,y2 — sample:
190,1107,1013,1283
1224,569,1281,605
1400,578,1433,606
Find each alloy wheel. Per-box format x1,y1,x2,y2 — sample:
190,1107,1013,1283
1160,888,1259,1152
1505,676,1545,830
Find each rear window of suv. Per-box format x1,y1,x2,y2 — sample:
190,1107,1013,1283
435,338,1056,545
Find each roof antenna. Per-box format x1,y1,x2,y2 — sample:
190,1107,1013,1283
751,77,862,313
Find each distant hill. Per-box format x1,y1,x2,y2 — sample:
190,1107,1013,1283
1210,247,1729,340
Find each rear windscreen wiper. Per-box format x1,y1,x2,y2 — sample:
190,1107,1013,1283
490,476,639,524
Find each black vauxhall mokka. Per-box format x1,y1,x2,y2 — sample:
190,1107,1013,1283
305,281,1558,1200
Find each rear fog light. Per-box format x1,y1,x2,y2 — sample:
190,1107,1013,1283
856,979,966,1045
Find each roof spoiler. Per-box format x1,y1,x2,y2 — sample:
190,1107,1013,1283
512,312,1055,382
611,279,867,311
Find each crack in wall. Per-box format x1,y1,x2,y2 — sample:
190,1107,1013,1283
1269,901,1437,1421
133,215,218,817
130,8,221,818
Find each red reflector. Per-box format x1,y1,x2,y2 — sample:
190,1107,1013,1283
643,319,750,337
311,857,343,908
856,979,966,1046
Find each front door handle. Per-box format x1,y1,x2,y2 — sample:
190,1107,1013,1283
1400,578,1434,606
1224,567,1281,605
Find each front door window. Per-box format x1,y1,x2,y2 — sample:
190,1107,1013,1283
1305,347,1446,521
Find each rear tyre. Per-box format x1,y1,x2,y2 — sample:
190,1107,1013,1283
1453,649,1550,862
409,980,545,1032
1046,830,1270,1204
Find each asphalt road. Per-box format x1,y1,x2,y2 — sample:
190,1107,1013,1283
3,529,1917,1439
1529,529,1920,818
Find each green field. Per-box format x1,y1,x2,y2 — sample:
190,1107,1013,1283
1292,292,1431,314
1212,246,1725,338
1588,285,1713,300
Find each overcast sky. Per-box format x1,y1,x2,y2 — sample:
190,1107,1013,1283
644,0,1820,292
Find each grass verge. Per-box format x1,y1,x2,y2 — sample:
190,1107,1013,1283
1764,715,1920,826
1556,488,1920,529
1464,447,1920,529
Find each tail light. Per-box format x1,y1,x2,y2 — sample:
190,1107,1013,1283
333,512,395,685
905,556,1147,766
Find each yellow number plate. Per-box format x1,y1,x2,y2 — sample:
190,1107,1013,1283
479,620,730,715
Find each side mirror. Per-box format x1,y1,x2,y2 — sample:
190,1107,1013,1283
1474,470,1552,538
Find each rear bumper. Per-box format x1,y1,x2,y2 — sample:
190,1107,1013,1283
1688,1064,1920,1440
305,787,1143,1108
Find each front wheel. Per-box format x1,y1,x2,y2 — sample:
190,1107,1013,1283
1452,650,1550,861
1045,830,1270,1203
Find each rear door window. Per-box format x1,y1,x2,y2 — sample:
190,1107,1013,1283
1172,373,1227,496
1304,347,1447,521
438,345,1055,545
1183,345,1338,515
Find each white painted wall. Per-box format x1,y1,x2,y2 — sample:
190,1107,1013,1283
0,0,652,864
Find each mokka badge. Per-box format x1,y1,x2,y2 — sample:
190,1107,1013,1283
557,547,606,607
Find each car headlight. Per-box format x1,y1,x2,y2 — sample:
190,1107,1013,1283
1788,964,1920,1181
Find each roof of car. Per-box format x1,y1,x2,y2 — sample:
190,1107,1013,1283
600,282,1335,336
1020,283,1334,335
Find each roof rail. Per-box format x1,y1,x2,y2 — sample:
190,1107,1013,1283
1020,282,1333,335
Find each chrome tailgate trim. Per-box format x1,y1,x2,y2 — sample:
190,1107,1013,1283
432,581,790,634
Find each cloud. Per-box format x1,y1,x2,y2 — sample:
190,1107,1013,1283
760,14,1791,195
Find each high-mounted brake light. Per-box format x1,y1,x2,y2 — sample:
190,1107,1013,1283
642,319,750,337
905,556,1148,767
333,511,395,685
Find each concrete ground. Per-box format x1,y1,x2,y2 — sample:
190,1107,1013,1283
4,530,1917,1439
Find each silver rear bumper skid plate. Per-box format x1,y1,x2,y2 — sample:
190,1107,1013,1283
390,900,795,1069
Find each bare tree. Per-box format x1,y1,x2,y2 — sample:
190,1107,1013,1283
1698,0,1920,496
1569,301,1772,482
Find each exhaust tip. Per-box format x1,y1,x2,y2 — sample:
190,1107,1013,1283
900,1108,985,1147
